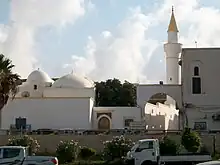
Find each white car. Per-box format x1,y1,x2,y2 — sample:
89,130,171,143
0,146,58,165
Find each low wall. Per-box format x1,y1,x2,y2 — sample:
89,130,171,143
0,134,217,153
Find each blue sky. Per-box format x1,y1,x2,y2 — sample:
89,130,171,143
0,0,220,83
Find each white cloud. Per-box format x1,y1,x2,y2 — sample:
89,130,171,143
1,0,93,78
65,6,160,83
64,0,220,83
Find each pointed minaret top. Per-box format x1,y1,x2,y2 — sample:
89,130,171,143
168,6,179,32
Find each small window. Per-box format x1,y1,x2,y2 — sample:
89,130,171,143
34,85,37,90
152,109,154,113
124,119,134,127
3,148,20,158
194,66,199,76
139,141,154,149
192,77,201,94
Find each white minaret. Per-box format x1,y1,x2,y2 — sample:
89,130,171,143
164,7,182,84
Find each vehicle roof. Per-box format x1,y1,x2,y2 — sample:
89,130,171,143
197,161,220,165
139,139,158,142
0,146,26,149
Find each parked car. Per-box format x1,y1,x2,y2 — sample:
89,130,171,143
0,146,58,165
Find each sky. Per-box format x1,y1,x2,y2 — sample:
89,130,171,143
0,0,220,83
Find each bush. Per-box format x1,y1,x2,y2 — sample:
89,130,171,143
181,127,201,153
56,140,78,164
160,136,180,155
103,135,133,161
7,135,40,155
78,146,96,160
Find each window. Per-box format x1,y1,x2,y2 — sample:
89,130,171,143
124,119,134,127
194,122,207,130
194,66,199,76
34,85,37,90
139,141,154,149
3,148,20,158
192,77,201,94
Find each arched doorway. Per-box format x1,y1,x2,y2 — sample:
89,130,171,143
136,84,183,125
144,92,181,131
98,116,110,130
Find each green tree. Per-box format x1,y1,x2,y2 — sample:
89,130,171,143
159,136,180,155
0,54,20,127
95,79,136,106
181,127,201,153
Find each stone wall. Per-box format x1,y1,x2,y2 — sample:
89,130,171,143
0,134,218,153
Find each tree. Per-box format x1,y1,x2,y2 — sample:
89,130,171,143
0,54,20,126
159,136,180,155
95,79,136,106
181,127,201,153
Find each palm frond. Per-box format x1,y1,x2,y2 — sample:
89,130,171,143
0,54,21,110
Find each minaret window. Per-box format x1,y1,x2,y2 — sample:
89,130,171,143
192,66,201,94
194,66,199,76
34,85,37,90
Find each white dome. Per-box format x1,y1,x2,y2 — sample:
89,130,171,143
27,70,53,83
52,73,94,88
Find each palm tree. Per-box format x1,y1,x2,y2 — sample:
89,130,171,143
0,54,20,127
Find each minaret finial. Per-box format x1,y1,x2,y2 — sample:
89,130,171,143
167,6,179,32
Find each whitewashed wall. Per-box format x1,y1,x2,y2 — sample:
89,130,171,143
2,98,93,130
93,107,141,129
17,84,95,99
145,103,179,130
181,48,220,130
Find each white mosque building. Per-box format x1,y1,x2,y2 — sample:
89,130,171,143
2,8,219,132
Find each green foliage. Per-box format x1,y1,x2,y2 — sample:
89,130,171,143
7,135,40,155
181,127,201,153
95,79,136,107
78,146,96,160
56,140,78,164
212,150,220,160
0,54,20,111
159,136,180,155
103,135,133,160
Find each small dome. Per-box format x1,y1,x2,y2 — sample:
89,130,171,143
52,73,94,88
27,70,53,83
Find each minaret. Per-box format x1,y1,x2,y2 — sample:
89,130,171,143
164,7,182,84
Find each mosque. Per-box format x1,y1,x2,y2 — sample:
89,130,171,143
1,8,220,132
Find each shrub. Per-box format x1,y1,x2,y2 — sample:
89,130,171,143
7,135,40,155
103,135,133,161
181,127,201,153
78,146,96,160
160,136,180,155
56,140,78,164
